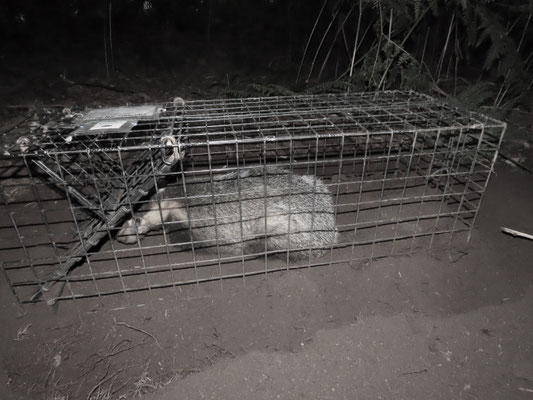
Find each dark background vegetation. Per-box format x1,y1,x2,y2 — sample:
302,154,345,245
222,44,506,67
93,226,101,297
1,0,532,116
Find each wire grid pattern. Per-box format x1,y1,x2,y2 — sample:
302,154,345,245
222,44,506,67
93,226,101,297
0,91,506,305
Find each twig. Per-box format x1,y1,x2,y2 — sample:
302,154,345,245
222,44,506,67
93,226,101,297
501,227,533,241
400,368,428,376
14,323,32,341
6,105,34,110
76,339,148,381
103,22,109,83
318,3,358,81
87,340,131,369
307,7,340,83
436,13,455,83
60,74,134,93
110,376,132,396
115,321,163,350
108,0,114,73
296,0,328,84
377,4,432,89
1,113,36,133
449,250,468,263
431,83,448,97
349,0,364,79
419,27,430,74
498,151,533,174
86,365,125,400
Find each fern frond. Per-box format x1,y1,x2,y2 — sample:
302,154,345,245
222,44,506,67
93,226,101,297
414,0,423,19
226,83,295,98
226,89,254,99
247,83,295,97
447,82,496,111
304,80,359,94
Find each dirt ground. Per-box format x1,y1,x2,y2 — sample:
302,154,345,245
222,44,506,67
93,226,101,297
1,160,533,400
1,47,533,399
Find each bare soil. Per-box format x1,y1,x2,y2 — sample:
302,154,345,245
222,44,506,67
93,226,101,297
1,49,533,400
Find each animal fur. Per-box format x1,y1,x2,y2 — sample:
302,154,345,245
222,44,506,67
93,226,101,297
117,166,337,260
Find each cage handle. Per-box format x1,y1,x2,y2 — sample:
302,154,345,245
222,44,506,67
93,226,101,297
160,135,181,165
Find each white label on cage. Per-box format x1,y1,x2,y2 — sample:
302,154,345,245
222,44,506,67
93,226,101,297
89,120,128,130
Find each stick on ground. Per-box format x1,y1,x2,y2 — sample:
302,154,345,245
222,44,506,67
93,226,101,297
501,227,533,241
115,320,163,350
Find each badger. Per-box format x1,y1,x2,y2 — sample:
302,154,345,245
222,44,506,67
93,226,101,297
117,166,337,260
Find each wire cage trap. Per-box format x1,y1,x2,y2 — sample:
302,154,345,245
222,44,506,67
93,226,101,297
0,91,506,306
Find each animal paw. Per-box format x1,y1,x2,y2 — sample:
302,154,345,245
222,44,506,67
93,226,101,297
117,218,142,244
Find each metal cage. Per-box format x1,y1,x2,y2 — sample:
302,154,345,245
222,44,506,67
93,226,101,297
0,91,506,306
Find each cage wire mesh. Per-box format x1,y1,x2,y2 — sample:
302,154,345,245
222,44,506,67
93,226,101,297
0,91,506,306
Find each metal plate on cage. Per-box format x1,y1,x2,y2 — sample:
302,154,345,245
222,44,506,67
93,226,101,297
89,120,129,130
70,119,138,136
71,105,164,136
82,105,162,121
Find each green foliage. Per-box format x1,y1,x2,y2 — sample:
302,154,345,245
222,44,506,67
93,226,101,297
227,84,296,98
303,80,360,94
295,0,533,116
227,80,362,98
247,84,296,97
446,82,495,110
